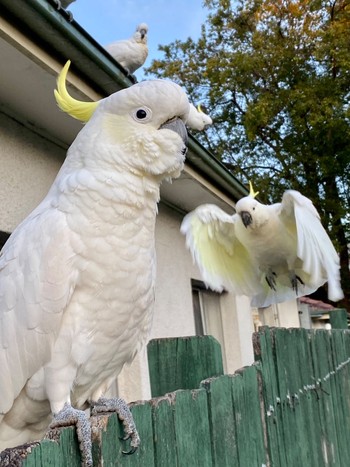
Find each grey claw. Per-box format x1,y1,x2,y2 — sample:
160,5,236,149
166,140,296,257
122,446,137,455
48,403,93,467
265,271,277,290
291,274,304,294
91,397,140,455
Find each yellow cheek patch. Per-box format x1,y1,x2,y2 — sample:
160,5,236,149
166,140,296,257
102,114,133,141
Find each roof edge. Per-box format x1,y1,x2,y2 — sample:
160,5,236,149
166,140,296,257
2,0,248,202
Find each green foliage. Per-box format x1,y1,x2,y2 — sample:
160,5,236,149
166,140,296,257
146,0,350,305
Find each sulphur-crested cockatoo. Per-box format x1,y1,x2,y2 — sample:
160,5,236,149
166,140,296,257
186,104,213,131
0,61,189,466
181,182,344,308
105,23,148,75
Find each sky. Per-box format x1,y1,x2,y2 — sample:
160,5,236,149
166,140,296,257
68,0,208,79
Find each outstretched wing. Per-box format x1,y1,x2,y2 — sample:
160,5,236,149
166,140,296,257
0,204,77,413
279,190,343,302
181,204,263,297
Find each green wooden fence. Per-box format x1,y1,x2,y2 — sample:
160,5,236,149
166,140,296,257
2,326,350,466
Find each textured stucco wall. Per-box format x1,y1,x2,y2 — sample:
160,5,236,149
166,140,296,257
0,111,65,232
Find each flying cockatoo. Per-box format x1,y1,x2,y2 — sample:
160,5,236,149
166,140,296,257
105,23,148,75
181,182,344,308
186,104,213,131
0,61,189,466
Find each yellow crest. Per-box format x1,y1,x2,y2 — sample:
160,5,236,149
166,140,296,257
249,181,259,198
54,60,99,122
197,104,203,113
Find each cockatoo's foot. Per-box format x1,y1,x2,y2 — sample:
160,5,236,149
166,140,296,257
52,0,63,9
51,0,74,20
291,274,304,294
265,271,277,291
47,403,92,467
126,72,137,84
91,397,140,454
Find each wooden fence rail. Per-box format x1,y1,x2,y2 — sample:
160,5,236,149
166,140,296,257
2,323,350,466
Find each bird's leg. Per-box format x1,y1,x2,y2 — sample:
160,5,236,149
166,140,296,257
90,397,140,454
47,403,92,467
265,270,277,291
290,274,305,294
50,0,74,21
51,0,62,9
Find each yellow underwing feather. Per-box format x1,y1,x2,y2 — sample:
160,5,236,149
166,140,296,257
54,60,99,122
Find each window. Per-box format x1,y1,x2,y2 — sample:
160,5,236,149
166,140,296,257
191,279,225,350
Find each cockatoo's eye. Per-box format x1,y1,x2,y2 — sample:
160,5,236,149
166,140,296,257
132,107,152,123
136,109,147,119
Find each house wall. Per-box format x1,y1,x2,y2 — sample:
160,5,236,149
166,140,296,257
257,300,301,329
0,110,65,232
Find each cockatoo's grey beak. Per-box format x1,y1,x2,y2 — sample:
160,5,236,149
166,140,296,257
160,117,188,146
140,29,147,39
240,211,253,228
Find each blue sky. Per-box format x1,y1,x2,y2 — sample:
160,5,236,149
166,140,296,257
69,0,208,79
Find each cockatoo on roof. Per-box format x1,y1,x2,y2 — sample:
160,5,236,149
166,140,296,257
0,61,189,466
105,23,148,75
181,182,344,308
186,104,213,131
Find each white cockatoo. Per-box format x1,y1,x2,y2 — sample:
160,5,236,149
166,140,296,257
0,61,189,465
186,104,213,131
105,23,148,75
181,182,344,308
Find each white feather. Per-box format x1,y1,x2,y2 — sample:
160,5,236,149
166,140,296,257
105,23,148,74
186,104,213,131
181,190,344,308
181,204,263,296
0,78,190,449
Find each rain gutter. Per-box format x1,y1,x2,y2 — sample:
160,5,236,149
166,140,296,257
1,0,248,202
1,0,133,93
186,136,249,201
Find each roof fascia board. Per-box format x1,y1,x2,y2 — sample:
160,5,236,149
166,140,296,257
1,0,249,202
1,0,133,93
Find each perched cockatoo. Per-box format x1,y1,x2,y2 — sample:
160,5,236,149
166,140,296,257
181,182,344,308
0,61,189,466
186,104,213,131
105,23,148,75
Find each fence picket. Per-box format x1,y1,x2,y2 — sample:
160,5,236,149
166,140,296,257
0,328,348,466
151,395,177,467
173,389,212,467
147,335,224,397
202,374,239,466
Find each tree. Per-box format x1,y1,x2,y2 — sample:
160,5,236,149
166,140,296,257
146,0,350,308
